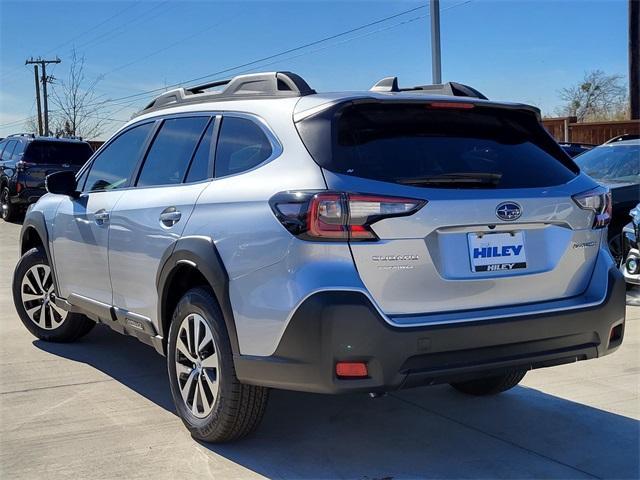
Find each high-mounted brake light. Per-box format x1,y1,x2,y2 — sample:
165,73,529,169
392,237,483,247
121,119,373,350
270,191,426,241
428,102,475,109
572,186,612,229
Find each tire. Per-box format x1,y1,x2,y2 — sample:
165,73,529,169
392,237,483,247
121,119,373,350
450,370,527,396
12,247,95,342
1,186,18,222
167,287,269,443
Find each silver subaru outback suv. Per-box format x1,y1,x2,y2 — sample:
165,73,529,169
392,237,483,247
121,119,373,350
12,72,626,443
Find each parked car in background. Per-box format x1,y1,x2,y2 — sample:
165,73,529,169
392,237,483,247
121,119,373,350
574,139,640,263
0,134,93,221
621,203,639,288
605,133,640,144
559,142,595,158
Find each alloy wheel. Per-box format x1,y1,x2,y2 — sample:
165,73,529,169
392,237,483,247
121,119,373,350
20,264,68,329
175,313,219,418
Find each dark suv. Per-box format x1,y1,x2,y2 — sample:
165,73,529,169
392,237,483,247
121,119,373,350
0,134,93,221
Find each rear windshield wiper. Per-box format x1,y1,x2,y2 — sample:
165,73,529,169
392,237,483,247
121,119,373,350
396,172,503,187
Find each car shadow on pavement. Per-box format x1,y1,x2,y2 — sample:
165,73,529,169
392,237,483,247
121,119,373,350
35,324,640,479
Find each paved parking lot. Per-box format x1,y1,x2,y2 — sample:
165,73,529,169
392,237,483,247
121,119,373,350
0,219,638,479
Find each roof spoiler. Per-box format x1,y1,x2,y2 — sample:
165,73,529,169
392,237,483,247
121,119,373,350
370,76,488,100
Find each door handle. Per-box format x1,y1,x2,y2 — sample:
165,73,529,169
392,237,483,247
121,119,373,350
94,211,110,225
160,208,181,227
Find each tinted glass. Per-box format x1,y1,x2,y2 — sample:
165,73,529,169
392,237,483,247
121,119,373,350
575,144,640,185
12,141,25,157
215,117,272,177
297,103,578,189
84,122,153,192
137,117,209,187
24,141,92,165
185,119,214,183
1,141,16,161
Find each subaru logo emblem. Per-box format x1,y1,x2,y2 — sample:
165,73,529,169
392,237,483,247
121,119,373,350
496,202,522,221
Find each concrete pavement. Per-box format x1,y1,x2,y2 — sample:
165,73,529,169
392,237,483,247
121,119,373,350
0,219,638,479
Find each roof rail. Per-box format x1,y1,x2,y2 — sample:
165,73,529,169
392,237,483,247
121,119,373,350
139,71,316,115
7,132,35,138
370,77,488,100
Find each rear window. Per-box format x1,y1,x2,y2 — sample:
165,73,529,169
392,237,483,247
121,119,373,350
296,103,578,189
24,141,93,166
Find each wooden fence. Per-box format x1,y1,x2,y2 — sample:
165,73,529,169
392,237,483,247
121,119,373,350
542,117,640,144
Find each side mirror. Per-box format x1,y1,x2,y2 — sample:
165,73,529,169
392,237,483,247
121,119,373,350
46,171,79,198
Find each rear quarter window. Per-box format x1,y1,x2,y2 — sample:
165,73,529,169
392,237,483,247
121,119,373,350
297,102,578,189
214,116,273,178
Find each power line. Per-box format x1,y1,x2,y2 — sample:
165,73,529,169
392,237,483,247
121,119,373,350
2,1,474,133
87,2,432,108
92,0,472,112
0,2,140,83
74,2,172,53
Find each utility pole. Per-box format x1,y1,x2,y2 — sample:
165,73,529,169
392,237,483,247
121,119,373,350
32,65,43,135
430,0,442,84
630,0,639,119
25,57,61,135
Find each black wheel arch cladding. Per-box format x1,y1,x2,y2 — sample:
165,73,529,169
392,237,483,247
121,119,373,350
156,236,241,356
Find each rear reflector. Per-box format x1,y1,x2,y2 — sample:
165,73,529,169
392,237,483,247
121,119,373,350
336,362,368,378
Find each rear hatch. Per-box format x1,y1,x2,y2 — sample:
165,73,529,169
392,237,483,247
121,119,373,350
295,99,604,317
21,140,93,188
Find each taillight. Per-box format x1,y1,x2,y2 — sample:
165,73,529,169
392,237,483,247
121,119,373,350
572,186,612,229
270,191,426,241
16,161,34,173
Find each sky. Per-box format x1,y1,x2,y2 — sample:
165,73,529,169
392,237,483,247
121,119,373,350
0,0,631,140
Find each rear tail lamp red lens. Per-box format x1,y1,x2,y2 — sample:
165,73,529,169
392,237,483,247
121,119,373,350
572,186,612,229
270,191,425,241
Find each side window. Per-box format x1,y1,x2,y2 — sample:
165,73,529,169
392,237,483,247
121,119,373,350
84,122,153,192
215,117,273,178
1,141,16,161
185,119,215,183
137,116,209,187
75,165,90,192
12,141,25,158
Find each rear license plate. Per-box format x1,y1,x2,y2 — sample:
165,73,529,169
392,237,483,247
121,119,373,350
468,231,527,272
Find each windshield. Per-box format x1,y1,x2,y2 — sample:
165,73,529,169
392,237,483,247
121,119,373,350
24,141,93,166
575,144,640,184
297,102,578,189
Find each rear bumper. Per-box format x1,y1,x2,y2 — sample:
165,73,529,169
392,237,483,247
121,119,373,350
235,261,626,394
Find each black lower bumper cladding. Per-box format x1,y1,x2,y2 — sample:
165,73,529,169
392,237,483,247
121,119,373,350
235,268,626,394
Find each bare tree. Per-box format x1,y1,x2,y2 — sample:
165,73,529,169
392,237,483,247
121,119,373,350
556,70,629,121
50,49,107,139
24,116,39,134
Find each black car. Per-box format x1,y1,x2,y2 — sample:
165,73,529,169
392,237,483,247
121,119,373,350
574,139,640,262
558,142,595,158
0,134,93,221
